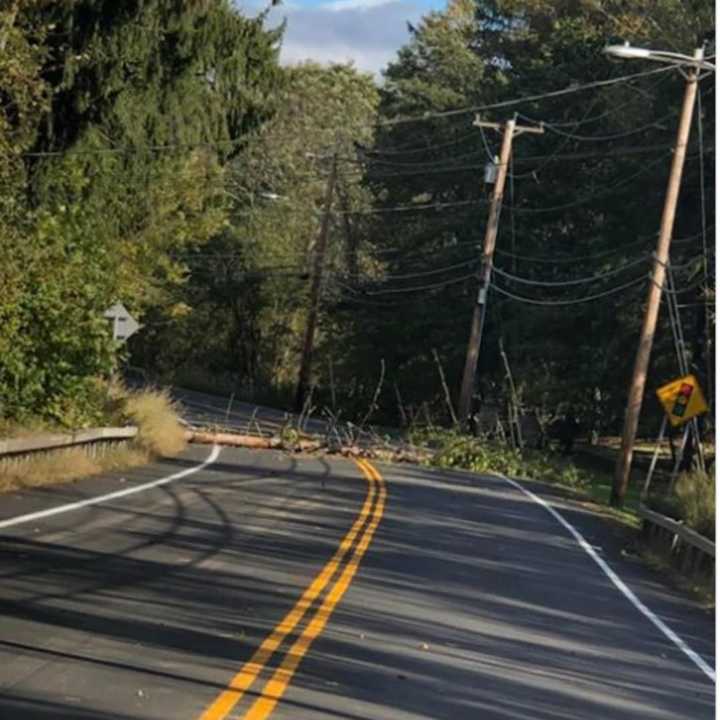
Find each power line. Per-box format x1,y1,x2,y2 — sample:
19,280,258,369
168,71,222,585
178,231,705,269
336,198,486,215
516,72,674,129
16,66,709,162
490,275,646,306
360,272,477,295
654,254,707,273
333,293,404,309
492,254,650,287
493,231,704,264
509,97,602,180
511,151,672,215
478,123,497,162
353,104,679,172
376,66,676,128
338,149,672,216
364,72,676,165
181,253,481,283
659,274,707,296
336,257,477,281
540,110,677,143
337,142,714,183
19,134,256,158
135,68,680,163
366,238,482,258
349,147,488,168
696,85,710,288
365,128,480,157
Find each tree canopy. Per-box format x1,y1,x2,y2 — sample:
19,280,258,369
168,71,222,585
0,0,714,442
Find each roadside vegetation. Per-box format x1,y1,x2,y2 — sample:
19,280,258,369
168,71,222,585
410,428,717,538
646,470,715,540
0,386,185,493
640,470,715,603
414,428,593,490
0,446,148,493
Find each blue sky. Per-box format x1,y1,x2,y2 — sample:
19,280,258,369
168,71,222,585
240,0,444,77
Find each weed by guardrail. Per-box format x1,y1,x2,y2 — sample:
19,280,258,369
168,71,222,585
646,470,715,541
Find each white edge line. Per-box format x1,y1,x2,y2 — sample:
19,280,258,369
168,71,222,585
501,475,716,684
0,444,222,531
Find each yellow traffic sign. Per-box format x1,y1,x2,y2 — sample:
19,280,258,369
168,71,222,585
656,374,708,427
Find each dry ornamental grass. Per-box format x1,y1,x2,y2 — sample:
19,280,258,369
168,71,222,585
0,446,149,492
123,388,187,457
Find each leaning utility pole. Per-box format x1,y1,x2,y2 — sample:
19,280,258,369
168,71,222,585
457,115,544,426
611,49,705,507
295,152,338,412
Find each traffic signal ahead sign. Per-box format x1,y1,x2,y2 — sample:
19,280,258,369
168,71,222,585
656,374,709,427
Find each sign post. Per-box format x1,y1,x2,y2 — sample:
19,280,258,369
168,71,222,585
654,374,708,490
641,415,667,499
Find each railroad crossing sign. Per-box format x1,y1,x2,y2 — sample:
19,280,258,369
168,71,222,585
104,303,140,343
656,374,708,427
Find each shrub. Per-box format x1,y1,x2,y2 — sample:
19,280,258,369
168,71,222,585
123,388,186,457
419,429,591,490
674,470,715,540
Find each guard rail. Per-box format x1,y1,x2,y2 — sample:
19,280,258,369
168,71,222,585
0,427,138,463
638,503,714,582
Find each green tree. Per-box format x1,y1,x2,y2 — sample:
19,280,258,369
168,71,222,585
144,62,380,403
339,0,714,432
0,0,282,425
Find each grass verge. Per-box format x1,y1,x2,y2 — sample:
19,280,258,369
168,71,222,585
0,385,186,494
0,446,149,493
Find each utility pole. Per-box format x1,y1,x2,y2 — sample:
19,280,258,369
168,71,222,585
295,152,338,412
457,115,544,426
610,48,704,507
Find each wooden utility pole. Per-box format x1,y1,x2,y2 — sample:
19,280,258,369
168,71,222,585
457,115,544,426
295,152,338,412
611,48,704,507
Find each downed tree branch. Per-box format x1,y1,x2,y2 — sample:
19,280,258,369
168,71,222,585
186,427,431,464
359,358,385,430
432,348,459,428
186,430,283,449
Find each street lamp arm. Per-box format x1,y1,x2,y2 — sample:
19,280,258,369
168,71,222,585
604,44,715,71
646,49,715,70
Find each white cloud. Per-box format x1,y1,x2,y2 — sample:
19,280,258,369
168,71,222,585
260,0,435,78
281,42,399,75
320,0,397,12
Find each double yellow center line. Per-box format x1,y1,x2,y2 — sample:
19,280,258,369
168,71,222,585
198,459,386,720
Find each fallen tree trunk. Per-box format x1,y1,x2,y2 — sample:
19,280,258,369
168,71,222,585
186,429,430,464
186,430,282,449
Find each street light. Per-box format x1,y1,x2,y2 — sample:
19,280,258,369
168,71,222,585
604,43,713,507
604,42,715,71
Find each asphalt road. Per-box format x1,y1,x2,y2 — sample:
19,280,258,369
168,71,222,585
0,444,714,719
